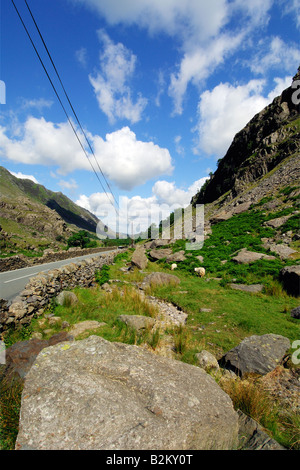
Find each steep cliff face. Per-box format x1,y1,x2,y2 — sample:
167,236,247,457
191,68,300,207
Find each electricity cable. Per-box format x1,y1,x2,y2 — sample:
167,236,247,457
24,0,119,211
10,0,118,213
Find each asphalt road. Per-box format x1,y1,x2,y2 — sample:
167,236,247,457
0,251,112,303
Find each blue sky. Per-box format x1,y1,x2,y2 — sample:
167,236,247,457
0,0,299,234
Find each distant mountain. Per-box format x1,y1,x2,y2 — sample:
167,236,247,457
0,166,100,232
0,166,107,255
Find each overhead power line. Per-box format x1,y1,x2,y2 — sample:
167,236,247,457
11,0,119,213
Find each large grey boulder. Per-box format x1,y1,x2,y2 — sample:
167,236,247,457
131,246,148,270
16,335,239,450
220,334,290,377
149,249,186,263
118,314,156,332
231,248,276,264
141,272,181,289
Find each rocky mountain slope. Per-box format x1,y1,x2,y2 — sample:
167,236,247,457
187,69,299,263
0,166,101,255
191,68,300,213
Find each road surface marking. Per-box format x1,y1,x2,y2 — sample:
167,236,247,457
3,272,45,283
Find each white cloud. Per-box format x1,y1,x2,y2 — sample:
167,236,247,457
0,118,173,190
92,126,173,190
89,30,147,124
71,0,228,39
8,170,39,184
193,80,268,157
281,0,300,29
193,77,293,158
168,33,243,115
153,177,208,207
20,98,53,111
249,36,300,75
76,176,208,235
71,0,275,114
58,178,78,191
0,117,90,174
75,47,88,68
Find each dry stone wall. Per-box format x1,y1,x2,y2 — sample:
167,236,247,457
0,246,117,273
0,250,118,336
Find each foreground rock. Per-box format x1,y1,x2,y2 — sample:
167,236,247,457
16,335,239,450
237,411,285,450
220,334,290,377
0,332,73,384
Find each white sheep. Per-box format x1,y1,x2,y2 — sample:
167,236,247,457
171,263,177,271
194,267,205,277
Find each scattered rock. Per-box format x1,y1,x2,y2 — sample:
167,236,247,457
68,321,106,338
264,215,292,229
220,334,291,377
290,306,300,319
149,239,174,249
56,291,78,307
141,272,181,289
118,314,156,332
237,410,285,450
195,350,219,371
131,246,148,270
48,316,62,326
16,335,239,450
279,265,300,297
229,284,264,293
149,248,172,261
231,248,276,264
264,242,297,260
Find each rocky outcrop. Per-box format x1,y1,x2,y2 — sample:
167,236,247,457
231,248,276,264
15,335,239,450
192,71,300,206
220,334,291,377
